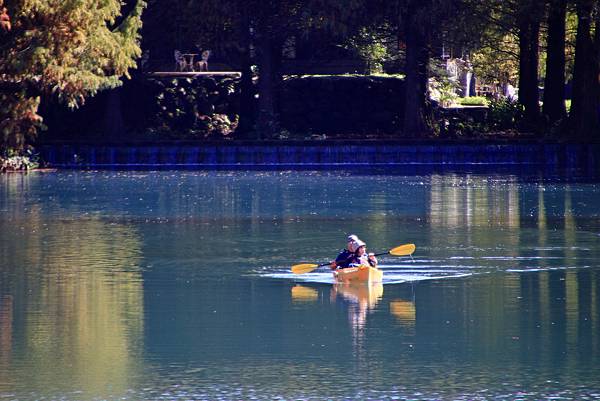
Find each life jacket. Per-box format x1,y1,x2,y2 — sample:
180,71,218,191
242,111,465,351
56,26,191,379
335,249,354,268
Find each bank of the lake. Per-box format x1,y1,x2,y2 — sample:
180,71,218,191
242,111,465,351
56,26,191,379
38,140,600,174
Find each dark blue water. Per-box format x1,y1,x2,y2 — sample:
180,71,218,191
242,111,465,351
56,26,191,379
1,171,599,400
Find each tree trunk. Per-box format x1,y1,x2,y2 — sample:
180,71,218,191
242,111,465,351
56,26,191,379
402,0,431,137
256,35,282,139
570,0,599,138
543,0,567,124
237,15,256,136
517,0,541,132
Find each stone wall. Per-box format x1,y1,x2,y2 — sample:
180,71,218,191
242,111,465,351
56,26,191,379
38,142,600,176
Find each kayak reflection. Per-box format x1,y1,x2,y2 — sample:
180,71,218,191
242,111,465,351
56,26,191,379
331,283,384,309
332,283,384,348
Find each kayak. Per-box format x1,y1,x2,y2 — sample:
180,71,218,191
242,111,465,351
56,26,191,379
332,265,383,284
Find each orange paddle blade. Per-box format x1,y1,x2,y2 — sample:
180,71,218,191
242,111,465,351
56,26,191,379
389,243,416,256
291,263,319,274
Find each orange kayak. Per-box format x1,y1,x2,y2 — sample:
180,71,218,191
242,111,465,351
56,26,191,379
332,265,383,284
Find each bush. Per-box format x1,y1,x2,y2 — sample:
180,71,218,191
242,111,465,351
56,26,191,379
149,77,240,139
487,98,523,130
459,96,488,106
438,97,523,137
0,147,40,172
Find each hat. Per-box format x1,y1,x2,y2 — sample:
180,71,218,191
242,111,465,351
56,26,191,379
347,234,359,242
349,239,366,252
354,239,366,248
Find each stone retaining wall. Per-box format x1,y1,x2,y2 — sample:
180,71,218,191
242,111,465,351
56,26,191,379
38,142,599,173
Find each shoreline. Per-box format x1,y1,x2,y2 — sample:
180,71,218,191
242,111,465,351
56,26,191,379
35,142,600,172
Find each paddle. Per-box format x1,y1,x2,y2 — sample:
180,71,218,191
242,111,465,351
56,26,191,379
291,243,416,275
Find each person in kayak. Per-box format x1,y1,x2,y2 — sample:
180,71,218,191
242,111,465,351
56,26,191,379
330,236,377,269
350,240,378,267
330,234,359,269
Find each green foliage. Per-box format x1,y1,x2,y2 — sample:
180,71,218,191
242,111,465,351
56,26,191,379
440,97,523,137
345,26,391,74
565,99,572,113
151,78,239,139
442,118,486,138
0,0,146,149
429,60,458,107
459,96,488,106
471,34,519,87
0,147,40,172
487,98,523,130
435,79,459,107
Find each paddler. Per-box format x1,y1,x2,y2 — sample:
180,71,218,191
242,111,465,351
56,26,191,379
330,235,377,269
330,234,359,269
350,239,378,267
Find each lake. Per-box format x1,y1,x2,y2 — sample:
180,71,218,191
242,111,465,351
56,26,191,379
1,170,599,400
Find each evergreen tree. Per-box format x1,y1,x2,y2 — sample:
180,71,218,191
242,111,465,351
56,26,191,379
0,0,146,149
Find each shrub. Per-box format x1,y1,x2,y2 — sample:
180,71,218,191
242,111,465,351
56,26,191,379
0,147,39,172
150,77,239,139
459,96,488,106
487,98,523,130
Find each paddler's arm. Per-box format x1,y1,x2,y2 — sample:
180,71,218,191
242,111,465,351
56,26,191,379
368,253,378,266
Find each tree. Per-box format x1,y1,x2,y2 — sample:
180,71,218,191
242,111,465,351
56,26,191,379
401,0,432,136
457,0,546,132
517,0,543,131
179,0,366,138
399,0,469,137
0,0,146,149
569,0,600,138
543,0,567,124
446,0,519,95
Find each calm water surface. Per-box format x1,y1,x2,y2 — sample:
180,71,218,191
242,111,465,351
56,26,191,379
1,170,600,401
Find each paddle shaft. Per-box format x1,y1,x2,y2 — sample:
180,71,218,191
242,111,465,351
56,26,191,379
291,243,415,274
327,250,389,268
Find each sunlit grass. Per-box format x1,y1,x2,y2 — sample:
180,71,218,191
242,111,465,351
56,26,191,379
289,73,405,79
458,96,489,106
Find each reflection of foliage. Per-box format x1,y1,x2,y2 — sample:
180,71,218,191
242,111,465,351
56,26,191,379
151,77,239,139
0,211,144,395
